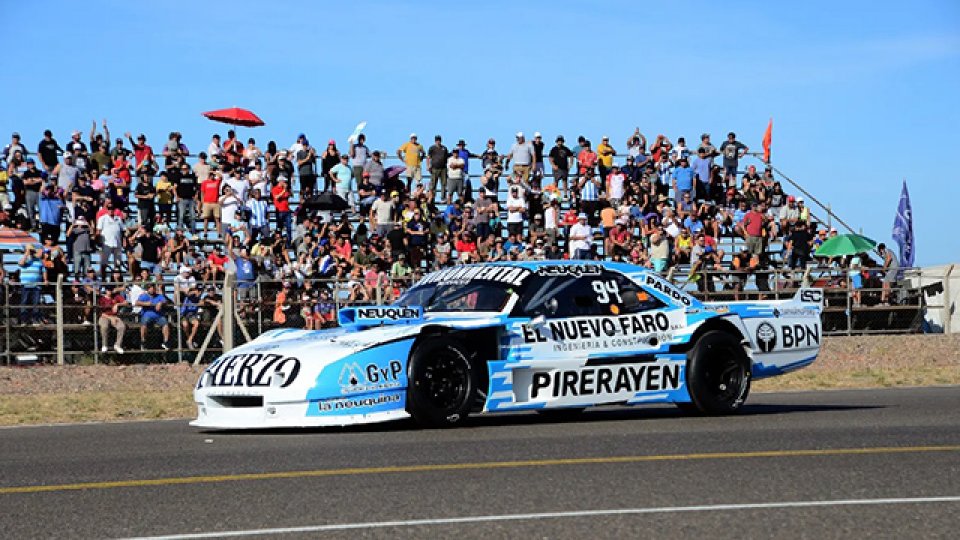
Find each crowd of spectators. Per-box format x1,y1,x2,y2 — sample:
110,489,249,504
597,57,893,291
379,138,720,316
0,122,844,349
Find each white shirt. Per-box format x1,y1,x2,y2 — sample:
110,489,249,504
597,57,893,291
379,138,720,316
220,194,241,225
207,141,222,157
544,206,558,230
174,274,196,293
607,173,625,200
569,222,593,254
97,214,125,248
225,177,249,201
446,155,465,180
505,193,525,223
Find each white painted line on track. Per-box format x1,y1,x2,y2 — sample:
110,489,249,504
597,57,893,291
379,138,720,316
121,495,960,540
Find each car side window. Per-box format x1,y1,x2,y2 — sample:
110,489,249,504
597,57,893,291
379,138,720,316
607,272,666,314
519,272,665,319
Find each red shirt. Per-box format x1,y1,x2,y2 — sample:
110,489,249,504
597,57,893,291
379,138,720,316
742,210,765,237
207,252,228,269
271,185,291,212
98,293,125,315
562,209,578,226
200,178,221,203
133,143,153,167
608,227,629,245
455,239,477,254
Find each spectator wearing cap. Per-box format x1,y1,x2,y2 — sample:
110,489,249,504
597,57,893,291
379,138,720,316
329,154,354,204
348,133,370,188
173,162,198,231
357,172,378,217
199,171,222,236
480,138,499,170
134,173,157,226
877,242,900,305
719,131,749,180
779,195,800,232
697,133,719,160
36,130,63,174
578,170,601,224
272,178,293,243
405,208,429,268
505,185,526,237
223,130,243,165
2,132,25,163
136,282,171,350
531,132,546,181
739,202,767,256
363,150,385,188
370,190,397,237
569,212,593,260
453,140,477,201
548,135,574,198
397,133,425,192
596,135,615,185
504,132,535,185
528,213,546,245
245,189,270,247
38,184,65,244
445,147,465,205
22,158,43,229
796,196,810,223
124,131,154,168
295,134,318,198
606,165,626,207
320,139,341,192
671,157,695,202
576,139,597,178
427,135,449,196
606,217,631,259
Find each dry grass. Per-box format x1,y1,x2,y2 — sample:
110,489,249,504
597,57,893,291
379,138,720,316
0,335,957,426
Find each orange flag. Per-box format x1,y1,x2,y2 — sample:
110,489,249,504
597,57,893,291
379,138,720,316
762,118,773,163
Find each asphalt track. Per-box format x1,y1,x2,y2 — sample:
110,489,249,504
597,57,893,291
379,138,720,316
1,386,958,539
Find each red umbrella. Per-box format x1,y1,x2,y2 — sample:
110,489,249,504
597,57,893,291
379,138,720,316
0,227,41,250
201,107,265,127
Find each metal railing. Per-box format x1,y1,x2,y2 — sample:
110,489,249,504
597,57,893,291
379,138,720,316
1,263,944,366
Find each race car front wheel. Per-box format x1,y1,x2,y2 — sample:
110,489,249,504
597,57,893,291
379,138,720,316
684,330,751,414
407,336,478,427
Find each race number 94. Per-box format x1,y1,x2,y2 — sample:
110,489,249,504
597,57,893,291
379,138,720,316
592,280,622,304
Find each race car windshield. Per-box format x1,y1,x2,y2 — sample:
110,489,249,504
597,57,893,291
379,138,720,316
396,281,517,313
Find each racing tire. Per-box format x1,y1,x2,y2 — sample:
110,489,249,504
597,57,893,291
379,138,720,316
684,330,751,415
407,336,478,428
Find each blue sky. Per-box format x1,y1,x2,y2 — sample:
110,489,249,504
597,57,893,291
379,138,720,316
5,0,958,266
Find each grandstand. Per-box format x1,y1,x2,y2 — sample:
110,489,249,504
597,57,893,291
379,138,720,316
0,128,929,364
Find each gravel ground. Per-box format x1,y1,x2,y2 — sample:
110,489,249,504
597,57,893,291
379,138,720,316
0,334,957,425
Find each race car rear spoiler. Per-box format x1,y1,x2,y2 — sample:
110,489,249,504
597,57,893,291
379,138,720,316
791,288,824,306
337,305,425,327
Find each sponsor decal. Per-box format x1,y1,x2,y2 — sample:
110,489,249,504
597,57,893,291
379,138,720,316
782,323,820,348
756,323,777,352
536,264,603,277
643,274,692,306
338,360,404,394
800,289,823,303
419,265,532,287
317,393,401,412
354,307,421,321
774,307,819,319
198,354,301,389
520,312,679,352
530,364,682,399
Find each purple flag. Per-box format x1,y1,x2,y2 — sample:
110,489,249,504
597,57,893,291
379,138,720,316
892,180,914,268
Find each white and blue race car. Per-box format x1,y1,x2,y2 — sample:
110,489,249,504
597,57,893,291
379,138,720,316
192,261,823,429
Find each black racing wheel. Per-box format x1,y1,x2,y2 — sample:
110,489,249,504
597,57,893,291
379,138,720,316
683,330,751,414
407,336,478,427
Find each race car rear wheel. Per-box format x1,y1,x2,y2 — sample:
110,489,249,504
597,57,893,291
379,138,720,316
407,336,478,427
685,330,751,415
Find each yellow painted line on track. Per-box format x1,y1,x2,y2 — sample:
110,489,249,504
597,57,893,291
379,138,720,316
3,445,959,495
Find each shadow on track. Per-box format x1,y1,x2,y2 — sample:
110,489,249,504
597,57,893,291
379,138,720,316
199,401,882,436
